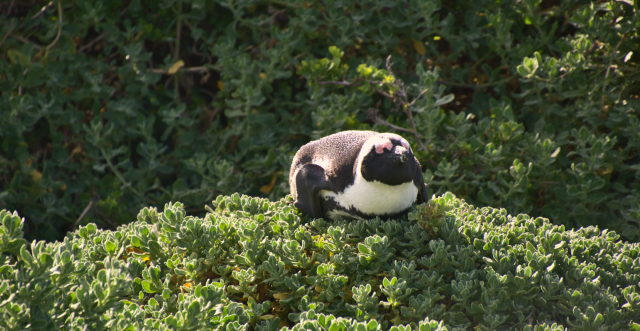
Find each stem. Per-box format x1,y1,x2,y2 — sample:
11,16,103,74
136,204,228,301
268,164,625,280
7,0,16,15
468,52,492,74
78,33,105,53
268,0,297,8
369,110,415,134
404,107,427,151
0,19,16,49
317,80,393,99
600,33,627,110
437,75,516,89
73,199,94,229
99,147,152,203
151,66,217,74
174,0,182,105
12,34,43,50
46,0,63,51
17,1,55,30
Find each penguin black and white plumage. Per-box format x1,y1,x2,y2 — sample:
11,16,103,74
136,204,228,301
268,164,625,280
289,130,428,220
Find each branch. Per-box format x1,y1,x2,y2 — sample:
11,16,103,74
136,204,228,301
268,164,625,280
78,33,105,53
317,73,428,151
73,199,94,229
174,0,183,105
317,80,352,86
46,0,63,51
17,1,55,30
437,75,517,89
12,34,43,50
368,105,427,152
151,66,217,74
0,19,16,49
7,0,15,16
317,80,394,99
99,147,154,204
600,33,627,110
402,107,426,151
367,108,415,134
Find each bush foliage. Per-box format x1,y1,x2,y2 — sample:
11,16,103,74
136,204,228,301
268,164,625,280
1,0,639,242
1,193,640,330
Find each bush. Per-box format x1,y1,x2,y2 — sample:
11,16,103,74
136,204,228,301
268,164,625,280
1,0,639,242
1,193,640,330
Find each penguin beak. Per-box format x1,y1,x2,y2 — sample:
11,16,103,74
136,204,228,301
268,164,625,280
385,152,409,165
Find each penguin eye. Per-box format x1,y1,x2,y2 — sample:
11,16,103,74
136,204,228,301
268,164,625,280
374,141,393,154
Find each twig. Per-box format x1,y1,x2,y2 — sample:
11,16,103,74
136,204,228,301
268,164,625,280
437,75,516,89
317,80,352,86
16,1,54,30
402,107,426,151
407,88,429,109
268,0,297,8
7,0,15,15
384,55,427,151
0,19,16,49
31,1,55,19
584,41,599,57
46,0,63,51
199,88,218,99
78,33,105,53
99,147,154,204
317,80,394,99
318,56,428,151
367,109,415,134
204,106,222,124
73,199,94,229
385,55,395,76
12,34,43,50
469,52,492,74
174,0,183,105
375,89,394,99
192,39,202,56
600,33,627,110
151,66,216,74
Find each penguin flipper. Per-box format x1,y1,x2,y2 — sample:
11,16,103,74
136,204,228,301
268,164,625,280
414,158,429,205
294,164,332,219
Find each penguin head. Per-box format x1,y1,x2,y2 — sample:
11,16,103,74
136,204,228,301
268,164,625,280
358,133,416,186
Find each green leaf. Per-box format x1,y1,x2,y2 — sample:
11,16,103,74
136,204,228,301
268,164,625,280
142,280,156,293
7,49,26,66
434,94,455,107
20,245,34,265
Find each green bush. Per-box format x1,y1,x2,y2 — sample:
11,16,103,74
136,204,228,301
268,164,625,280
1,0,639,242
1,193,640,330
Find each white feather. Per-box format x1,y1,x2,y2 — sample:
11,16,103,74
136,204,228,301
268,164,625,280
320,135,418,216
321,179,417,216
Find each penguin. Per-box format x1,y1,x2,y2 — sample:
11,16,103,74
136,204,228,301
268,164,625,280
289,130,428,220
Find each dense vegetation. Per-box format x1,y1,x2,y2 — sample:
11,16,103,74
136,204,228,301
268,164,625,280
0,0,639,242
1,193,639,330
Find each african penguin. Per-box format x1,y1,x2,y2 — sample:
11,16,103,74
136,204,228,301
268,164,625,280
289,130,428,220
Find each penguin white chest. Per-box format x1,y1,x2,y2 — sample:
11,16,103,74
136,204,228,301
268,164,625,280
320,176,418,216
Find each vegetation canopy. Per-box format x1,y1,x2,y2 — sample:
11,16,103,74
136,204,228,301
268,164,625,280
1,0,639,242
1,193,640,330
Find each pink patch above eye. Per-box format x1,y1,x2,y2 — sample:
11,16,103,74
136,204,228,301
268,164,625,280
375,141,393,154
401,141,410,150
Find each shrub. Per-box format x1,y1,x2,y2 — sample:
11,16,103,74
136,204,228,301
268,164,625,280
1,193,640,330
1,0,639,242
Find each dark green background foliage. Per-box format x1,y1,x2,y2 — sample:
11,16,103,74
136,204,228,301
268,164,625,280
1,194,640,330
1,0,640,241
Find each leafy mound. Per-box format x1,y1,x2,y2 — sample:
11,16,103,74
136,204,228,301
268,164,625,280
1,193,639,330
